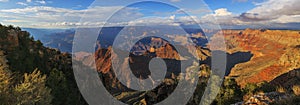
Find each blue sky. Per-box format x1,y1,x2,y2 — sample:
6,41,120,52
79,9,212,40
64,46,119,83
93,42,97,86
204,0,258,14
0,0,299,29
0,0,258,14
0,0,93,9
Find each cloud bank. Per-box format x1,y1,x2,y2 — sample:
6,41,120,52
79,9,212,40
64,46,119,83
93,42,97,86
0,0,299,29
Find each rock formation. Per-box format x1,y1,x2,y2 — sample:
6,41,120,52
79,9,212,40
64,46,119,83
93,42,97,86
211,29,300,86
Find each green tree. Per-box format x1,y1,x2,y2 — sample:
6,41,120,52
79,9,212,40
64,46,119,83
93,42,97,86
0,25,87,104
47,68,68,105
243,81,275,97
14,69,52,105
243,83,258,94
257,81,276,93
214,78,243,105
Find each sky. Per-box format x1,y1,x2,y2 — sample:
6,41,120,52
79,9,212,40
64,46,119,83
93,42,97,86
0,0,299,29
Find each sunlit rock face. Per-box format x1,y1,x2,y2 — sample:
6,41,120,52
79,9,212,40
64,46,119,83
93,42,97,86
212,29,300,86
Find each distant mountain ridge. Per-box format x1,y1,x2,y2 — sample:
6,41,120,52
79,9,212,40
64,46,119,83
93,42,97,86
24,26,207,53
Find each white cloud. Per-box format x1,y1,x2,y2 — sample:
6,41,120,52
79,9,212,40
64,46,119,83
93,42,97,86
272,15,300,23
197,0,300,27
179,0,294,28
3,19,24,23
1,0,299,29
0,0,8,2
16,2,28,6
213,8,232,16
169,15,175,20
239,0,300,22
127,16,179,26
200,8,243,25
0,6,143,28
35,0,46,4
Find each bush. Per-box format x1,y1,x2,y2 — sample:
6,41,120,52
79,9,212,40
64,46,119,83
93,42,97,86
213,78,243,105
276,86,286,93
243,83,258,94
293,85,300,96
14,69,52,105
257,81,276,93
271,96,300,105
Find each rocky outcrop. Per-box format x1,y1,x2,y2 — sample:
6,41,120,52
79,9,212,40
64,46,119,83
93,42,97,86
74,29,300,104
155,43,180,60
279,47,300,70
211,29,300,86
235,92,291,105
131,37,180,60
73,35,212,104
95,47,113,74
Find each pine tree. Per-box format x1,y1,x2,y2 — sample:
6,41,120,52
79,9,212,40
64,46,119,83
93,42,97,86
214,78,243,105
14,69,52,105
47,68,68,105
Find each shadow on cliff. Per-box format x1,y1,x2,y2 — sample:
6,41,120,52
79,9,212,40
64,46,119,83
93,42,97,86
201,51,253,76
270,68,300,88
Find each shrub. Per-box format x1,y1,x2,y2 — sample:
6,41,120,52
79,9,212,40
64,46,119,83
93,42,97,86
243,83,258,94
257,81,276,93
276,86,286,93
14,69,52,105
292,85,300,96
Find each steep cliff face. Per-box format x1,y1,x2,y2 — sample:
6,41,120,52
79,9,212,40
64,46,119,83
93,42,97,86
130,37,180,59
212,29,300,86
95,47,113,74
155,43,180,60
73,36,212,104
